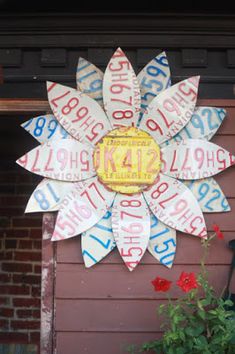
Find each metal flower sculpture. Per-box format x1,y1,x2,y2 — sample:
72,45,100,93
17,48,234,271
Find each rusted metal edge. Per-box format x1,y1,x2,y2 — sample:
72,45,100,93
41,213,56,354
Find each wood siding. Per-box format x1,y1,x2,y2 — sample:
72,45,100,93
51,100,235,354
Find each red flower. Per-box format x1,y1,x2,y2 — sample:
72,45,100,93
177,272,198,293
151,276,172,292
212,224,224,239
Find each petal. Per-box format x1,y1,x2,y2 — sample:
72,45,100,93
137,51,171,125
148,213,176,268
51,177,115,241
16,138,95,181
103,47,141,128
21,114,69,143
160,106,226,148
112,193,150,271
143,173,207,237
25,178,74,213
81,209,116,267
161,139,235,180
139,76,200,144
183,177,231,212
47,82,111,146
76,57,104,106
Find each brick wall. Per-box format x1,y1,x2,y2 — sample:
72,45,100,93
0,168,41,350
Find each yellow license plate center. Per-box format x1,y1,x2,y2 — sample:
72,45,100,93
94,127,161,194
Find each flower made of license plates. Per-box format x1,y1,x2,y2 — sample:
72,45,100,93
17,48,235,271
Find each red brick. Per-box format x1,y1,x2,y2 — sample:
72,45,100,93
0,172,17,183
30,331,40,343
15,184,36,194
0,297,10,306
34,265,41,274
13,298,40,307
13,217,42,228
0,185,15,195
0,332,28,343
0,171,29,181
17,172,36,183
0,195,28,206
0,273,11,283
4,239,17,249
0,251,13,260
2,262,32,273
11,320,40,330
32,286,41,297
30,229,42,239
18,240,33,249
0,285,30,295
15,251,41,262
0,319,9,330
0,308,14,317
0,207,24,216
32,310,40,319
16,309,32,318
0,251,13,261
0,216,10,227
0,229,29,238
6,251,13,260
33,240,42,249
13,274,41,285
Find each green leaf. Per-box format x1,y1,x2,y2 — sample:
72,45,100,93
223,299,234,307
185,326,197,337
194,335,208,347
218,315,226,322
208,309,218,315
198,309,206,320
230,332,235,344
141,340,162,351
200,298,211,307
185,327,194,337
185,323,205,337
196,324,205,336
176,347,187,354
179,331,186,341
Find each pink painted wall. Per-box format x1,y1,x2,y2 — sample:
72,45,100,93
46,100,235,354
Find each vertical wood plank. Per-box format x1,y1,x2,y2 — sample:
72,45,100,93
41,213,56,354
